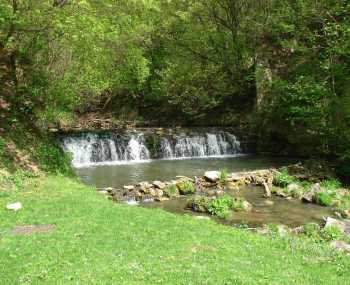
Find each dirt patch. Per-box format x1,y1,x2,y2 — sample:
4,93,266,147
11,224,56,235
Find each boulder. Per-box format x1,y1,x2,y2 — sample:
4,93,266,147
123,185,134,191
330,240,350,254
6,202,22,212
287,183,303,192
153,181,166,189
138,181,152,191
227,182,239,191
241,201,253,212
340,209,350,219
324,217,350,234
204,171,220,182
155,197,170,202
154,189,164,197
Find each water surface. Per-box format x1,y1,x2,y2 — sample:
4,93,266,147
76,155,295,188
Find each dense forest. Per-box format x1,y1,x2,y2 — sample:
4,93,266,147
1,0,350,160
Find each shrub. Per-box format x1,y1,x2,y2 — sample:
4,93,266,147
274,169,296,187
188,196,211,212
164,184,179,197
219,168,229,184
321,226,343,241
314,192,333,207
320,179,342,191
178,180,195,195
208,195,233,219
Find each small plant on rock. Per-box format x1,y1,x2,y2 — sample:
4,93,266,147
208,195,234,219
188,196,211,212
320,179,342,191
219,168,229,184
274,169,296,187
178,180,195,195
314,192,333,207
164,184,179,197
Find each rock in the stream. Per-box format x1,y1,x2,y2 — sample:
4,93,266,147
155,197,170,202
330,240,350,254
153,181,166,189
204,171,220,182
302,183,321,203
263,182,271,198
123,185,135,191
6,202,22,212
338,209,350,219
324,217,350,234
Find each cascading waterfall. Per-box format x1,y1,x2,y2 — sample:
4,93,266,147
161,132,241,159
62,133,150,167
61,131,242,167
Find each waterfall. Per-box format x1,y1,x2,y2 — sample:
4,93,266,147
61,130,242,167
62,133,150,167
161,132,241,159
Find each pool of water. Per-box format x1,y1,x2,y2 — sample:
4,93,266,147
75,155,333,227
76,155,296,188
142,186,332,227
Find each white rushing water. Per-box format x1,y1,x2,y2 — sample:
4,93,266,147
61,131,242,167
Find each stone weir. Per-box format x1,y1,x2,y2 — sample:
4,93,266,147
59,127,249,168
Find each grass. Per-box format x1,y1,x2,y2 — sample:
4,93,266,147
0,175,350,284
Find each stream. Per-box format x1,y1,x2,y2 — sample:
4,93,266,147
62,130,333,227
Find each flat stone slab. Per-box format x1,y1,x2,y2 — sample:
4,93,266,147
11,224,56,235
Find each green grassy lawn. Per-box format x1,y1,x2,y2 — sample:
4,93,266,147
0,176,349,285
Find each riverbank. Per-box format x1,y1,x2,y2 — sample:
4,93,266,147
1,175,349,284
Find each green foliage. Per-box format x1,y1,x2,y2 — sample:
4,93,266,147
0,169,38,191
178,180,195,195
219,168,229,184
321,226,344,241
164,184,179,198
0,137,5,156
303,223,321,239
188,196,211,213
34,143,73,175
314,192,334,207
208,195,233,219
320,179,342,191
274,170,296,187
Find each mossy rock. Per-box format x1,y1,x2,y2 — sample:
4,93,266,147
187,196,212,213
177,180,195,195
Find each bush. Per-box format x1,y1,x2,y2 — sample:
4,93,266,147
321,226,343,241
188,196,211,212
164,184,179,197
320,179,342,191
274,169,296,187
219,168,229,184
314,192,333,207
208,195,234,219
178,180,196,195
